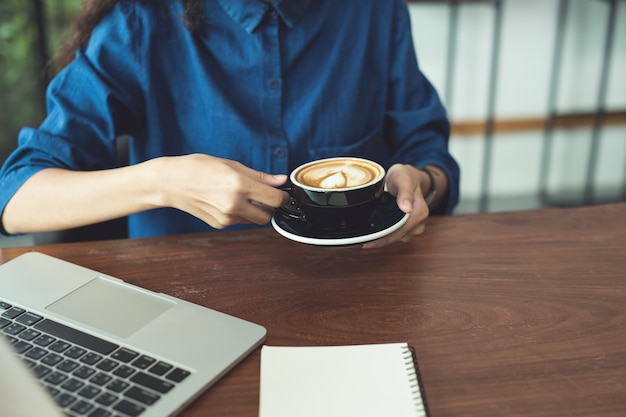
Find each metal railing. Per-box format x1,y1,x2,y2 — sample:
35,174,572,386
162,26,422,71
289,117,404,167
413,0,626,211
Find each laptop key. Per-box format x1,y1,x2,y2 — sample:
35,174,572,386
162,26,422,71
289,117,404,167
113,399,145,417
44,371,68,385
19,328,41,341
12,340,32,354
56,392,77,408
130,371,174,393
45,385,60,397
131,355,155,370
78,384,102,399
106,379,130,393
34,319,119,355
90,372,113,386
33,334,56,347
111,347,139,363
74,365,97,379
66,346,87,359
88,407,113,417
15,311,43,326
49,340,71,353
3,323,26,335
125,386,161,406
1,306,25,319
113,365,136,379
58,359,80,373
70,400,94,415
25,346,48,360
166,367,190,383
97,358,119,372
62,378,85,392
81,352,104,365
95,392,119,406
42,352,64,366
33,364,52,378
148,361,172,376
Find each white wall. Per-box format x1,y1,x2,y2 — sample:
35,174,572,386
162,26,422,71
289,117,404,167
408,0,626,211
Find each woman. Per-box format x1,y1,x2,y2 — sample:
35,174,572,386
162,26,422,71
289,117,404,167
0,0,459,248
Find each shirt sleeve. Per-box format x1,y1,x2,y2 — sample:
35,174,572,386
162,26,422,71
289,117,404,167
0,3,146,235
384,0,460,215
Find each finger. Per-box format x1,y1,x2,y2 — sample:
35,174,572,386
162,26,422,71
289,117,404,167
362,196,428,249
239,163,288,187
212,194,278,226
187,203,250,230
187,181,274,228
400,221,426,242
385,165,416,213
241,203,277,226
250,187,290,210
236,165,290,208
362,219,426,249
208,199,279,228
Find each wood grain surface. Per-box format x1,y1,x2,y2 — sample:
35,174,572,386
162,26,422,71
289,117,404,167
2,203,625,417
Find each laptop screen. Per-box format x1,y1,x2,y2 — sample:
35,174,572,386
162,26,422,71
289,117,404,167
0,334,64,417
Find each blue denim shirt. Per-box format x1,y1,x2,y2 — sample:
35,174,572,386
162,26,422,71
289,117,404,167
0,0,459,238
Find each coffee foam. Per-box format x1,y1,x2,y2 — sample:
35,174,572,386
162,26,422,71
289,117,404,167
295,159,381,189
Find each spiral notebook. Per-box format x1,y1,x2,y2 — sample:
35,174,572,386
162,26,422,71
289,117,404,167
259,342,429,417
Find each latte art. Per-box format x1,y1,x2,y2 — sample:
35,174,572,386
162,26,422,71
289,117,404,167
295,159,381,189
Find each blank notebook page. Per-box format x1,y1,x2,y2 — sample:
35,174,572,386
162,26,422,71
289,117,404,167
259,342,427,417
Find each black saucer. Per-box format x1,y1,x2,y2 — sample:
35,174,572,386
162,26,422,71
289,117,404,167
271,193,409,246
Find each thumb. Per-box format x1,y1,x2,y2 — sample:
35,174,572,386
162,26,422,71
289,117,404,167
395,187,414,214
386,165,414,213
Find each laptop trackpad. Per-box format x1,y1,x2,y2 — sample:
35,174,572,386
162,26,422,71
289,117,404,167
47,277,175,338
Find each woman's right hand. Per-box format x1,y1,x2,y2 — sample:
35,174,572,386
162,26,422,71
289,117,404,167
1,154,289,235
156,154,290,229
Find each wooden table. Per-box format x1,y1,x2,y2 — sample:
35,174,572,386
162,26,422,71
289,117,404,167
2,203,625,417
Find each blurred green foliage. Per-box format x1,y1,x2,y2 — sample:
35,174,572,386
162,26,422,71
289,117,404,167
0,0,81,162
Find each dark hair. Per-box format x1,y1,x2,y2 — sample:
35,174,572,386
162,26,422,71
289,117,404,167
55,0,204,69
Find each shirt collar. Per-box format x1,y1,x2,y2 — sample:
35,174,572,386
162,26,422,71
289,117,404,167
216,0,309,33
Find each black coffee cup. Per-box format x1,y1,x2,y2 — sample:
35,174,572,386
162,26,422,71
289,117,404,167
282,157,386,230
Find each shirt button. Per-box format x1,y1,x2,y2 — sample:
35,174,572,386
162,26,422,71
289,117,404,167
274,147,286,158
268,79,280,90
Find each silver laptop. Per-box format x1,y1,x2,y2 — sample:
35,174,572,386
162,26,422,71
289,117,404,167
0,252,266,417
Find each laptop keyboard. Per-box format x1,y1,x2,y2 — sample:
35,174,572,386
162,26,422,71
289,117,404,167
1,299,191,417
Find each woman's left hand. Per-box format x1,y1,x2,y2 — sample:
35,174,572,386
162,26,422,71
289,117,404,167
362,164,431,249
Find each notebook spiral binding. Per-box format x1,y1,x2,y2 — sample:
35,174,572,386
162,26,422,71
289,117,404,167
402,344,430,417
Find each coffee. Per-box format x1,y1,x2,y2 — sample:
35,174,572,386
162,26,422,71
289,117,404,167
284,157,386,230
294,158,382,189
